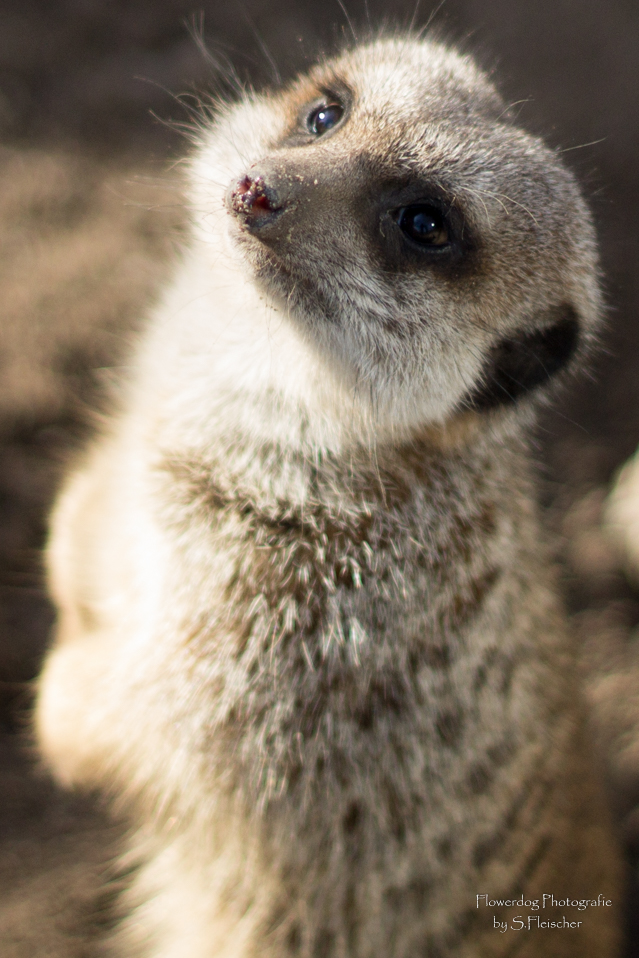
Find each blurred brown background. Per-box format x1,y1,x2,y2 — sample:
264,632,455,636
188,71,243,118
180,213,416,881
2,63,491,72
2,0,639,954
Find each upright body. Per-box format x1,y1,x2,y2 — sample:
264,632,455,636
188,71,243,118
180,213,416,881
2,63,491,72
37,37,621,957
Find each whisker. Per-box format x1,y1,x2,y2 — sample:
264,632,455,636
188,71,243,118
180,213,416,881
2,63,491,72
335,0,359,44
559,138,606,154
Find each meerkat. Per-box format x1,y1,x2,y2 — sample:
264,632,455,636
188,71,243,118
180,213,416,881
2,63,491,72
34,35,622,958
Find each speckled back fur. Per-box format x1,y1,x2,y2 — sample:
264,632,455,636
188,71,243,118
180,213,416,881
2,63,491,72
36,35,622,958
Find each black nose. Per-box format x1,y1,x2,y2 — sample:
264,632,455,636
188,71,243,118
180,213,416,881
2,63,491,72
228,173,283,229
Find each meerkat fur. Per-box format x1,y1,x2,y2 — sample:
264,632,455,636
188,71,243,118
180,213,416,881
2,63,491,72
36,35,622,958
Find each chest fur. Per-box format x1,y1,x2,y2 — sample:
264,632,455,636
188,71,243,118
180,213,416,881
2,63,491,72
154,442,557,821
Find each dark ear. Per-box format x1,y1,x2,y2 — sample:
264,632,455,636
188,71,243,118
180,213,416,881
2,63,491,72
464,306,580,411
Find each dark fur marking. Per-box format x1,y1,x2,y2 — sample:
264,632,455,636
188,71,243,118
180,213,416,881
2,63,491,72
467,761,494,796
470,753,538,872
473,663,488,692
383,778,408,841
466,741,513,795
435,709,465,748
161,456,378,542
465,307,579,411
472,835,496,872
456,905,479,936
487,738,515,769
436,836,454,862
499,655,518,696
442,567,500,630
86,856,139,937
419,644,452,670
313,929,335,958
508,832,553,893
353,677,407,731
418,938,446,958
472,773,544,870
473,646,500,693
343,801,363,834
407,569,499,679
285,923,302,953
383,877,431,912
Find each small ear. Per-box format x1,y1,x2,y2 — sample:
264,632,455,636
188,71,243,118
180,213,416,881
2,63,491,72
464,306,580,411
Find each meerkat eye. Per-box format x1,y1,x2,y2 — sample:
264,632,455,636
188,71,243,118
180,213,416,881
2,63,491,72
397,204,450,248
306,102,344,136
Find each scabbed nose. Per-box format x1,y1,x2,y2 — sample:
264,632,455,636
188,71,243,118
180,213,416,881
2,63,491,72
228,172,284,230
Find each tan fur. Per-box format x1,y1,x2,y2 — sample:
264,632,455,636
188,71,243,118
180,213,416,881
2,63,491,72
36,36,622,957
606,448,639,581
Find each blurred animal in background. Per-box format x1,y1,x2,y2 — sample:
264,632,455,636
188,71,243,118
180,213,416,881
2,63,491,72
607,451,639,583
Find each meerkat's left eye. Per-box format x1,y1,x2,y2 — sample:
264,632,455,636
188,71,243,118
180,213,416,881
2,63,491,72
397,204,450,248
307,102,344,136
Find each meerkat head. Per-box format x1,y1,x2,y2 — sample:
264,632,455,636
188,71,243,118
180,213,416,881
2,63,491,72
190,37,601,438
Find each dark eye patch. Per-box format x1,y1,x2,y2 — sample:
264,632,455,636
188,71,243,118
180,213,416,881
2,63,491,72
378,186,472,272
464,307,580,411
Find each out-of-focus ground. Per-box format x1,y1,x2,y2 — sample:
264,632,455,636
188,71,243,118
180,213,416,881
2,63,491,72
2,0,639,954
